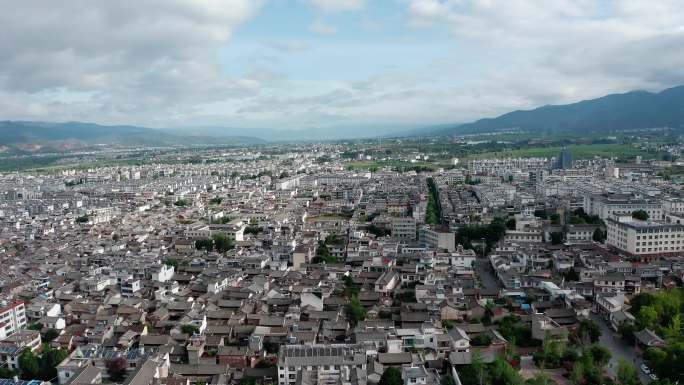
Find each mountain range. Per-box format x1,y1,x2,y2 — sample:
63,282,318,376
0,121,264,153
1,85,683,152
432,85,684,136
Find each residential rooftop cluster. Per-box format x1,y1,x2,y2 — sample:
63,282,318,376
0,144,682,385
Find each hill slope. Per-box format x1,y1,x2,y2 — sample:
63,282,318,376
0,121,264,152
435,85,684,135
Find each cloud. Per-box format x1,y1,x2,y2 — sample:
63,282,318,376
1,0,684,132
264,40,311,53
307,0,365,13
402,0,684,105
407,0,449,26
309,20,338,35
0,0,264,125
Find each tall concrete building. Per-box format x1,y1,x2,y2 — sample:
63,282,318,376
555,147,573,170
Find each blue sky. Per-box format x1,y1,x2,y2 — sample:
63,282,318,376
1,0,683,133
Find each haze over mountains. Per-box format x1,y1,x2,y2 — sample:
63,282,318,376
1,85,683,152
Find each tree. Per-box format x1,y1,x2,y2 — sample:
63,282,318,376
19,350,40,380
471,334,492,346
106,356,128,382
27,322,43,331
489,356,524,385
632,210,649,221
174,199,190,207
645,343,684,382
19,346,67,381
441,374,456,385
637,306,658,330
0,366,15,379
616,359,640,385
213,233,234,253
592,228,606,242
42,329,60,342
526,372,556,385
195,238,213,251
618,322,636,344
506,218,516,230
379,367,402,385
563,268,580,282
550,214,561,225
346,297,367,327
181,324,199,335
587,344,611,367
550,232,564,245
163,258,179,268
578,319,601,344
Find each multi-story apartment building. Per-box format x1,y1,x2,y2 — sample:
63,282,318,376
277,344,367,385
607,214,684,260
0,301,27,339
392,217,417,241
420,227,455,252
584,194,663,220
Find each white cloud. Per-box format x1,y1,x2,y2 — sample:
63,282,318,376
0,0,264,125
309,20,338,35
307,0,365,13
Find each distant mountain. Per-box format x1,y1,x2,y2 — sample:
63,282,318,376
0,121,264,152
168,124,421,142
432,85,684,136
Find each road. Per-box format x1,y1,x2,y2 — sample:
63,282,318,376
475,257,501,290
590,313,651,384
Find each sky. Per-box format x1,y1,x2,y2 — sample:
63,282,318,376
1,0,683,133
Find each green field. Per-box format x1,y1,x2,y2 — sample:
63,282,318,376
463,143,654,161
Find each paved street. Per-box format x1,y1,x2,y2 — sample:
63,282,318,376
475,257,501,290
590,313,651,384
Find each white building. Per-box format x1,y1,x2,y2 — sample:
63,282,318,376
606,214,684,260
0,302,27,339
151,264,175,283
420,227,455,252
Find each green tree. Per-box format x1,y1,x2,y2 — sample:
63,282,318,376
550,232,564,245
632,210,649,221
19,350,40,380
163,258,179,268
181,324,200,335
195,239,213,251
592,228,606,242
0,366,15,379
27,322,43,331
240,377,257,385
39,347,68,381
213,233,234,253
42,329,60,342
379,367,403,385
506,218,516,230
578,319,601,344
174,199,190,207
587,344,611,367
441,374,456,385
550,214,561,225
346,296,367,327
616,359,640,385
637,306,658,330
